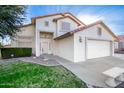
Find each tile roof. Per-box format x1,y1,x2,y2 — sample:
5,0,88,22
118,35,124,41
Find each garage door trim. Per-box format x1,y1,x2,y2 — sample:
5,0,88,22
86,38,112,59
87,38,112,42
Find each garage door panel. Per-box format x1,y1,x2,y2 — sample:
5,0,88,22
87,40,111,59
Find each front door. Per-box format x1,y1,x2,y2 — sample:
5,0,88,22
41,42,49,54
40,38,52,54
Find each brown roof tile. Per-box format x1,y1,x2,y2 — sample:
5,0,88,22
118,35,124,41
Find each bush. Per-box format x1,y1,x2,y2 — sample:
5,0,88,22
1,48,32,59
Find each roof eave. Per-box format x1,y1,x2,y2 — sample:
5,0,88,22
18,23,33,28
54,32,73,40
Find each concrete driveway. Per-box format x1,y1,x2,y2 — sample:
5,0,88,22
43,55,124,87
77,57,124,87
114,53,124,60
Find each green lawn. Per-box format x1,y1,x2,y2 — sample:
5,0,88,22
0,61,87,88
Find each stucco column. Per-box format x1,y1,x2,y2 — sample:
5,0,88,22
35,30,40,57
85,37,87,61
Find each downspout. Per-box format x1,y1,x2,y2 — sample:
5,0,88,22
85,37,87,61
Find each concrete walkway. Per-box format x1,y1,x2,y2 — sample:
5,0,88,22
0,55,60,66
43,54,124,88
18,56,60,66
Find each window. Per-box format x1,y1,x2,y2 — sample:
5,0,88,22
97,27,102,36
44,21,49,27
61,21,70,31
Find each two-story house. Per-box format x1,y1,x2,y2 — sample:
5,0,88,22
11,12,117,62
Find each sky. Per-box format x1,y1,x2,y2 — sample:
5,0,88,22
25,5,124,35
2,5,124,45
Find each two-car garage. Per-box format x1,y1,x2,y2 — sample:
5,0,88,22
87,39,111,59
54,22,117,63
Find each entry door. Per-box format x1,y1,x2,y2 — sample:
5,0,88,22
41,42,49,54
87,40,111,59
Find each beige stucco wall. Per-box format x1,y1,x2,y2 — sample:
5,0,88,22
53,36,74,62
11,25,35,54
35,14,80,56
36,15,63,33
18,25,35,36
35,15,79,38
57,18,78,37
74,34,86,62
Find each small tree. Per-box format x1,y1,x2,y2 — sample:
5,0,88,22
0,6,26,39
0,43,3,48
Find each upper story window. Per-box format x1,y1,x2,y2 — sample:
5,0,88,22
44,21,49,27
97,27,102,36
61,21,70,31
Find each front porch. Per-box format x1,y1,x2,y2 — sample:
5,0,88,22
35,31,54,56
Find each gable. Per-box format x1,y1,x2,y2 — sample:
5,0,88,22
75,23,117,41
35,15,63,32
56,17,79,37
64,13,86,26
53,16,83,26
58,17,79,30
97,24,116,40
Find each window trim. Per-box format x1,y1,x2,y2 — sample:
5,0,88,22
44,21,49,27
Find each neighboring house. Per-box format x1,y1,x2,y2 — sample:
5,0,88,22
11,12,117,62
114,41,119,52
4,44,11,48
117,35,124,50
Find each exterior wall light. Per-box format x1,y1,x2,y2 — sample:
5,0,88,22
79,36,82,42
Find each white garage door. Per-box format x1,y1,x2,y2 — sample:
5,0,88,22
87,40,111,59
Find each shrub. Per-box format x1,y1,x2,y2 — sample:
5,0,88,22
1,48,32,59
